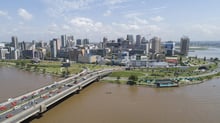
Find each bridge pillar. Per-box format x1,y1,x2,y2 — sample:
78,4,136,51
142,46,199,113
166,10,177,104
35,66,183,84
40,104,47,113
96,75,102,82
78,85,82,90
76,85,82,94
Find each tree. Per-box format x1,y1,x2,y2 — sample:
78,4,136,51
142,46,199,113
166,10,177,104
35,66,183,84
179,56,182,63
127,75,138,85
116,75,121,84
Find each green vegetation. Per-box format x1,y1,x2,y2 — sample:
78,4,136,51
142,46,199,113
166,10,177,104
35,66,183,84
1,58,220,87
109,70,145,77
0,60,118,78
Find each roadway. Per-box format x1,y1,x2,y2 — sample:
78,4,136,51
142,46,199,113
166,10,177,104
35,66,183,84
0,68,114,123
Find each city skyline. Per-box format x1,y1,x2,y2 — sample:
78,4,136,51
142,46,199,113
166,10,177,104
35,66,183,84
0,0,220,42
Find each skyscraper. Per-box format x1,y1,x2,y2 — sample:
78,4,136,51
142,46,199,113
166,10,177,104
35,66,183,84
150,36,161,53
126,34,134,44
180,36,190,56
11,36,18,49
83,38,89,46
141,37,147,44
76,39,82,45
164,41,175,56
61,35,67,48
50,39,58,58
136,35,141,46
103,37,108,43
67,35,74,47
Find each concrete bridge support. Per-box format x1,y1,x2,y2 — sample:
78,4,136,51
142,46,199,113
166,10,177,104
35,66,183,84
40,104,47,113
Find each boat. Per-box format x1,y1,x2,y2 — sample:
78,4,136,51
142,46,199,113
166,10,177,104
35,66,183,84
155,79,179,88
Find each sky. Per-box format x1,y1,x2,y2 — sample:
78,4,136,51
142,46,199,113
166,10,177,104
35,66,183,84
0,0,220,42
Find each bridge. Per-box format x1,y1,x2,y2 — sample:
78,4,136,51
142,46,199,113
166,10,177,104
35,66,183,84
0,68,116,123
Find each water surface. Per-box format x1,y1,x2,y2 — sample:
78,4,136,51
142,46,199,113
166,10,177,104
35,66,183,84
31,78,220,123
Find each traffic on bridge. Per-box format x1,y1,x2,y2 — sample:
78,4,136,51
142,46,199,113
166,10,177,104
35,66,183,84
0,68,115,123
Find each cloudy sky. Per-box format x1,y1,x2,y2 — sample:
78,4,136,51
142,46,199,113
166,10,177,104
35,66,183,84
0,0,220,42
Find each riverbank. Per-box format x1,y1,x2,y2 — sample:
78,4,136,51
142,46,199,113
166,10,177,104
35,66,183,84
101,69,220,87
0,60,119,78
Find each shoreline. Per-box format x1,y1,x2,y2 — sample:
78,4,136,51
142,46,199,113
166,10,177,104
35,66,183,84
101,74,220,87
1,60,220,88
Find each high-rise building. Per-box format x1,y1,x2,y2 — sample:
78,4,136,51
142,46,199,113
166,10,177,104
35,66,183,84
180,36,190,56
61,35,67,48
136,35,141,46
56,39,61,50
83,38,89,46
76,39,82,45
67,35,74,41
102,37,108,48
66,35,74,47
164,41,175,56
126,34,134,44
103,37,108,43
50,39,58,58
150,36,161,53
20,41,26,50
11,36,18,49
141,37,147,44
0,48,9,60
117,37,124,45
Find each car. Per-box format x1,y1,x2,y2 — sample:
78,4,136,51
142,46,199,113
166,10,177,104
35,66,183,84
67,84,73,87
5,114,13,118
8,98,13,102
23,106,29,110
13,106,20,110
82,77,86,80
0,105,7,111
74,81,78,84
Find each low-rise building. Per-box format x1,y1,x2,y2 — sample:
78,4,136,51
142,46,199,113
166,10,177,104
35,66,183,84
78,55,97,63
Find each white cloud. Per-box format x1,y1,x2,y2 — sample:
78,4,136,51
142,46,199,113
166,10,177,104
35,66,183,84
112,22,139,30
124,12,143,18
191,24,219,34
104,10,112,16
147,25,161,32
69,17,103,33
0,10,8,16
105,0,127,5
18,8,33,20
62,24,71,30
44,0,95,17
0,10,11,19
70,17,94,27
134,17,148,25
150,16,164,22
152,6,167,11
48,23,59,34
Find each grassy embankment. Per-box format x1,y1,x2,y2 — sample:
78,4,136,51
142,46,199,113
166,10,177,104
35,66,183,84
0,60,117,77
103,58,219,86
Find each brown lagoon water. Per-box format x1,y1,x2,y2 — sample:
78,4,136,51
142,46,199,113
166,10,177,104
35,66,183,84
0,66,58,102
1,66,220,123
31,78,220,123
